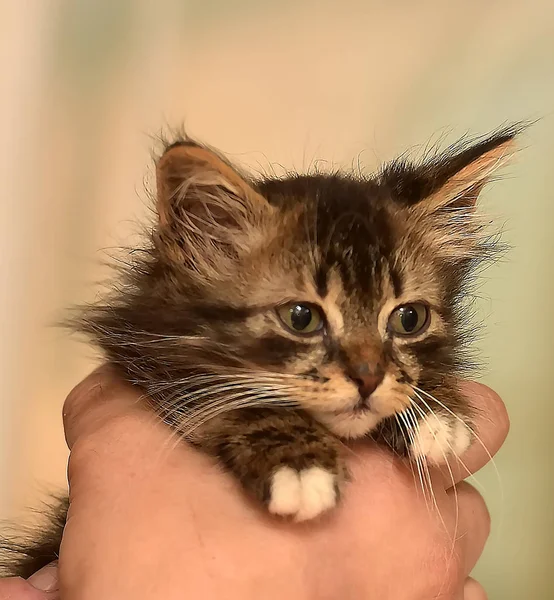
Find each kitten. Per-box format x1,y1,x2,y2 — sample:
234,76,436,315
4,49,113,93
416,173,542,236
1,126,518,576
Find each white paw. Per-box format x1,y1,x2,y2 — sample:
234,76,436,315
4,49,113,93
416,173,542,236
268,466,338,521
410,413,471,465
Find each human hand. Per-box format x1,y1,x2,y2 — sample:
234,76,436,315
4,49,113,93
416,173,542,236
1,367,507,599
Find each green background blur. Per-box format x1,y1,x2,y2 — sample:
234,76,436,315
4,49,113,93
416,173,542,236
1,1,553,597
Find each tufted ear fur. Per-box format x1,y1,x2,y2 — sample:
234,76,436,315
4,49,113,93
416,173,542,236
417,131,517,213
382,125,520,211
382,126,521,264
154,140,274,278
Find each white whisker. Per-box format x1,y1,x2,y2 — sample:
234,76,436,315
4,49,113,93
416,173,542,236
394,413,419,495
411,389,486,496
405,406,439,516
408,398,458,586
397,410,430,512
412,385,502,503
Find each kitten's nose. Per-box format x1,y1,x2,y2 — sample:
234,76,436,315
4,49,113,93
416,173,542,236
349,364,383,399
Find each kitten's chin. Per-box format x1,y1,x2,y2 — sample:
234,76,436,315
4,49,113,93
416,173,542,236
314,410,381,440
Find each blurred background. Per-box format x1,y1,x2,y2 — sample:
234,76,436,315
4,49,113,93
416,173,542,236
1,1,553,597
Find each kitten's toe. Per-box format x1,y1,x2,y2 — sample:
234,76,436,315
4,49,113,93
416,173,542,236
268,467,302,516
410,413,471,465
296,466,339,521
268,465,338,521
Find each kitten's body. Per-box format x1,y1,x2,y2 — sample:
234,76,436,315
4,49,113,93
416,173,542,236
1,127,517,576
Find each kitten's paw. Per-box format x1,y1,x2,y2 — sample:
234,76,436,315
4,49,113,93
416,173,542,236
410,413,471,465
268,465,338,522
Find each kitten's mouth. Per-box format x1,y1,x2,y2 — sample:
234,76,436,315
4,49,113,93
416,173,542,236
353,398,372,412
329,396,374,416
313,395,383,439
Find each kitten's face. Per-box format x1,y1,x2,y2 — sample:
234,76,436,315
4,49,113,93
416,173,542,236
196,176,453,439
83,131,516,448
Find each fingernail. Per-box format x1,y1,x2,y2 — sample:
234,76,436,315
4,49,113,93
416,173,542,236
27,561,58,592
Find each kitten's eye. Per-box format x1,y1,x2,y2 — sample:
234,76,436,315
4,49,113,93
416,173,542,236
277,303,324,335
388,303,429,336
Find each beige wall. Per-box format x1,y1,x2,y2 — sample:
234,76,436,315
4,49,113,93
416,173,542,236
2,1,553,597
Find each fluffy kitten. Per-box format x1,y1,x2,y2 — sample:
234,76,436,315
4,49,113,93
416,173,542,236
1,126,517,576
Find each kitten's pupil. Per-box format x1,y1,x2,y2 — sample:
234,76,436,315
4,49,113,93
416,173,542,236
277,302,323,335
399,306,419,332
290,304,312,330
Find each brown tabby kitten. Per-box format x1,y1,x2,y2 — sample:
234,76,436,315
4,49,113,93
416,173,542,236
1,126,518,576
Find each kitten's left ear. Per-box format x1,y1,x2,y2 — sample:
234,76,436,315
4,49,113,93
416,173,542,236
384,125,521,211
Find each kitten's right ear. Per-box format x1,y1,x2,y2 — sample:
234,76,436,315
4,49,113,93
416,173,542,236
154,140,273,271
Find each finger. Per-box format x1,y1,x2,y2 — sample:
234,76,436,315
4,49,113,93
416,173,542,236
449,482,491,574
463,577,488,599
0,576,55,599
63,365,147,448
60,378,310,598
26,563,58,595
436,382,509,488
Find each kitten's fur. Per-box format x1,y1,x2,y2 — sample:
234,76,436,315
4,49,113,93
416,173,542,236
1,126,518,576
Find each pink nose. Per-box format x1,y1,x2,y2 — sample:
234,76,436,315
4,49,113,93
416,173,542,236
353,374,382,399
348,364,384,399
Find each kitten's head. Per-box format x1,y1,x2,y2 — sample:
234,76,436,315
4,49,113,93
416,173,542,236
80,128,517,443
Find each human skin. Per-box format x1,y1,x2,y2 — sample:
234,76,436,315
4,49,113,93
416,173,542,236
1,368,508,599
